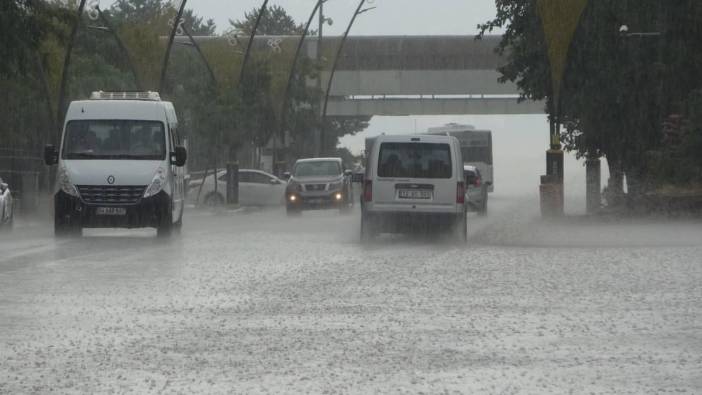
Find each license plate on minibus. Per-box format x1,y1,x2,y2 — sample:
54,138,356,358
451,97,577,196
96,207,127,216
398,189,432,200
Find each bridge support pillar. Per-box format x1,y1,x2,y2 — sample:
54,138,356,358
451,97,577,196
586,158,601,214
541,149,564,217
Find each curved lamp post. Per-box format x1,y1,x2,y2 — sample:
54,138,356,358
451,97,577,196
178,24,218,86
237,0,270,87
95,6,143,90
159,0,188,93
278,0,327,146
320,0,375,154
36,56,57,144
56,0,87,142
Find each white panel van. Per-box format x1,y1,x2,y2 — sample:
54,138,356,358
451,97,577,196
360,134,467,242
44,91,187,237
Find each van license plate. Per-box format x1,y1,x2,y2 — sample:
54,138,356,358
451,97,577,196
398,190,432,199
96,207,127,216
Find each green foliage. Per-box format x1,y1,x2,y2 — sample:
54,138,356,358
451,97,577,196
480,0,702,190
0,0,368,170
229,5,305,35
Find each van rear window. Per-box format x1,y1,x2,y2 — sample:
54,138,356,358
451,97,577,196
378,142,452,179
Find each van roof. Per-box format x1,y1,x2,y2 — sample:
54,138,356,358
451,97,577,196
296,157,342,163
375,134,456,144
65,100,175,124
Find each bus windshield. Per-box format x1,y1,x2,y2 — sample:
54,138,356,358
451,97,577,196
62,120,166,160
462,146,493,164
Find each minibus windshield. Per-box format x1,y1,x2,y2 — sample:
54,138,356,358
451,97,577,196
62,120,166,160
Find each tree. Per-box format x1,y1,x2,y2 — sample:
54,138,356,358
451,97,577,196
229,5,305,35
0,0,70,77
182,9,216,36
479,1,702,201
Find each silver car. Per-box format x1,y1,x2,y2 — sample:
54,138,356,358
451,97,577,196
284,158,353,215
0,177,14,229
464,165,489,216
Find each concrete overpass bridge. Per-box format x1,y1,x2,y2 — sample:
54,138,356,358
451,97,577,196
314,35,545,117
181,34,545,117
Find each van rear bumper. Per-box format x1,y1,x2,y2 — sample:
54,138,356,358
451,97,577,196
55,190,170,229
365,203,463,215
363,210,463,233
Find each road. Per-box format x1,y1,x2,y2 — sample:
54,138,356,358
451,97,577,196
1,194,701,394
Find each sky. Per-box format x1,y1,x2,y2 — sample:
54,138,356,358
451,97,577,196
192,0,500,36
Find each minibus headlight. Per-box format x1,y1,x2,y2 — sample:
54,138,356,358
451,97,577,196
57,166,79,197
144,167,166,198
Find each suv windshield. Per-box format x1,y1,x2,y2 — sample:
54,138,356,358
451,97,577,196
294,161,341,177
62,120,166,160
378,142,452,178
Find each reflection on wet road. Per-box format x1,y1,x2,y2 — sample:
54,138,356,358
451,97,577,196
1,194,701,393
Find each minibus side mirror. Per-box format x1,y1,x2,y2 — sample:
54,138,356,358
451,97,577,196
172,146,187,167
44,145,58,166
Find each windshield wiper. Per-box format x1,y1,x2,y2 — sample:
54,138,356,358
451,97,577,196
67,152,100,159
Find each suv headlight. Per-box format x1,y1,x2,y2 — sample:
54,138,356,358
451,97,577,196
328,181,343,191
57,166,79,197
144,167,166,198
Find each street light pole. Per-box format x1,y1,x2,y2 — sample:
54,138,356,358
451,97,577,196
238,0,270,87
56,0,87,143
315,1,325,157
180,24,217,86
96,6,143,90
279,0,326,166
320,0,374,156
159,0,188,94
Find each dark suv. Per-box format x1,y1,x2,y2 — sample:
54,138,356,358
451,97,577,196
284,158,353,215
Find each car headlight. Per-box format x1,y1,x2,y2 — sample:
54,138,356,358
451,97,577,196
57,166,79,197
328,181,343,191
144,167,166,198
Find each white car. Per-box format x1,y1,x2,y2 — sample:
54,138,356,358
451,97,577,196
44,91,187,237
188,169,286,207
0,177,13,229
360,134,467,242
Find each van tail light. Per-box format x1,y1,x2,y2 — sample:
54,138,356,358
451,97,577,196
456,182,466,204
363,180,373,202
474,176,481,187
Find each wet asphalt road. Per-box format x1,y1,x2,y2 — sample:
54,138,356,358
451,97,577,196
1,194,701,394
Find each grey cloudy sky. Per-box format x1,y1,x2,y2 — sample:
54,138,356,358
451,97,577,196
193,0,500,35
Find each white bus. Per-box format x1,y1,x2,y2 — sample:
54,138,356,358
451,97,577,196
427,124,494,192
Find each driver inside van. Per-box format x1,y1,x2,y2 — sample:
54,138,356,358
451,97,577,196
131,128,154,156
381,153,404,177
77,130,98,153
152,131,165,156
